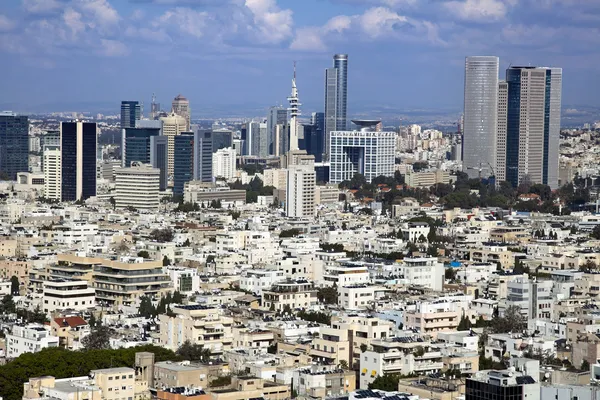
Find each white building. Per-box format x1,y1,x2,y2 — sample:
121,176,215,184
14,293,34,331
43,280,96,314
240,269,285,295
338,285,386,311
165,266,201,295
329,121,396,184
286,152,316,218
456,263,497,284
6,324,59,358
114,163,160,210
43,145,61,201
212,147,236,180
323,262,370,287
398,257,444,291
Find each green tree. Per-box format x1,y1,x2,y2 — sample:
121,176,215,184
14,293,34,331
279,228,301,238
339,360,349,370
317,286,338,305
10,276,19,295
109,196,116,210
492,305,526,334
177,340,212,362
581,360,590,371
172,291,185,304
162,255,171,266
150,228,174,243
445,268,457,281
591,225,600,240
369,374,400,391
138,296,156,318
88,313,97,328
82,325,111,350
457,314,472,331
137,250,150,259
360,344,368,353
0,295,16,314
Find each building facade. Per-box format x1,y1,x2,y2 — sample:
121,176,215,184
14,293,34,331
60,121,97,202
114,163,160,210
160,112,187,176
324,54,348,161
0,112,29,180
120,101,141,129
286,152,316,218
172,94,191,131
43,144,61,200
212,147,236,180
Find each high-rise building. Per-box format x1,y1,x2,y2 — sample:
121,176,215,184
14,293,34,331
160,112,187,176
193,130,212,183
120,101,141,129
496,81,508,182
150,136,168,191
274,123,289,157
60,121,97,202
288,64,301,152
0,112,29,180
150,93,160,120
212,128,233,152
502,66,562,189
172,94,190,131
463,56,499,179
302,112,325,162
329,120,396,184
267,107,287,155
173,133,194,195
213,147,236,180
324,54,348,161
114,163,160,210
41,130,60,173
285,150,316,218
43,144,61,200
247,121,262,157
122,127,160,167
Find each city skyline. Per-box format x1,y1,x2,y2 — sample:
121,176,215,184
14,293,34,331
0,0,598,115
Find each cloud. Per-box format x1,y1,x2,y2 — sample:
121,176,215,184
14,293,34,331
99,39,129,56
0,15,16,32
245,0,294,44
291,7,440,51
154,7,208,39
22,0,63,14
444,0,514,22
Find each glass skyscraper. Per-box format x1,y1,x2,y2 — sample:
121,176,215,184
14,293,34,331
150,136,168,191
193,130,213,183
0,112,29,180
173,133,194,195
123,127,160,167
462,56,499,179
120,101,141,129
61,121,97,202
301,112,325,163
324,54,348,161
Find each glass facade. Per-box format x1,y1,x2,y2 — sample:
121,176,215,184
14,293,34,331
173,133,194,195
0,113,29,180
211,129,233,152
150,136,168,191
324,54,348,161
123,127,160,167
120,101,140,129
466,378,524,400
61,122,97,201
193,130,213,183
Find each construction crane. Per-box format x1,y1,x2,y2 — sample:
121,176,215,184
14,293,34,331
466,162,495,180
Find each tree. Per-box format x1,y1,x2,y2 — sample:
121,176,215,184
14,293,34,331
177,340,212,362
162,255,171,266
183,238,191,247
88,313,97,328
172,291,185,304
369,374,400,391
137,250,150,259
10,276,19,296
581,360,590,371
0,295,16,315
339,360,349,370
138,296,156,318
445,268,457,281
317,286,338,305
150,228,174,243
492,305,526,334
457,313,472,331
591,225,600,240
109,196,116,210
82,325,111,350
360,344,368,353
279,228,301,238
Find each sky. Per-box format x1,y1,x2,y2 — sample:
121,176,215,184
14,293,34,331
1,0,599,116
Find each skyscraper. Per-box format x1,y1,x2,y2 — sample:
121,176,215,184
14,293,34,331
160,111,187,176
267,107,287,155
0,112,29,180
172,94,191,131
286,153,316,218
120,101,141,129
496,81,508,182
193,130,213,183
60,121,97,202
122,127,160,167
173,133,194,195
502,66,562,189
324,54,348,161
329,120,396,184
150,136,168,191
43,144,61,200
288,63,301,152
303,112,324,162
463,56,499,179
212,128,233,152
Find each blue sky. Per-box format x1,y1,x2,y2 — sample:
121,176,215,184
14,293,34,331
1,0,599,116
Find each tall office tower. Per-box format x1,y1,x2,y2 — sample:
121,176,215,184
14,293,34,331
285,150,316,218
193,130,212,183
258,122,268,157
122,127,161,167
60,121,97,202
463,56,499,179
324,54,348,161
496,81,508,182
288,64,302,151
267,106,287,155
504,66,562,189
41,130,60,172
274,123,289,157
308,112,325,162
173,133,194,195
160,111,187,176
120,101,141,129
172,94,191,131
150,93,160,120
0,112,29,180
212,128,233,152
114,163,160,210
43,144,61,200
213,147,236,180
150,136,168,191
329,120,397,184
247,121,262,156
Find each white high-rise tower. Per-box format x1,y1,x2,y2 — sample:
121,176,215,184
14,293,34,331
288,62,301,151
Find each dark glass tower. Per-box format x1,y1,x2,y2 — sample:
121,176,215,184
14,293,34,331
194,130,213,183
0,112,29,180
150,136,168,191
173,133,194,195
211,129,233,152
324,54,348,161
122,127,160,167
61,121,97,202
120,101,141,129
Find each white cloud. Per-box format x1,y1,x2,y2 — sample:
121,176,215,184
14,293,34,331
22,0,62,14
79,0,120,27
63,8,86,37
154,7,208,38
0,15,16,32
358,7,407,38
444,0,513,22
99,39,129,56
245,0,294,44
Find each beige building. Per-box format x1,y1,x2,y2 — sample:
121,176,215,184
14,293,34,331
293,367,356,398
310,326,350,366
489,227,530,244
262,279,318,312
0,258,30,290
405,170,450,188
172,94,191,131
397,376,464,400
50,316,90,350
0,239,18,257
153,360,229,389
160,111,187,175
207,376,289,400
159,304,234,356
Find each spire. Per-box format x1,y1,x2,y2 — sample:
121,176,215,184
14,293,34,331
288,61,301,151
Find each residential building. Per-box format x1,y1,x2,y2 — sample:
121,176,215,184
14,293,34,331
0,112,29,179
262,279,318,312
240,269,285,296
159,304,234,356
325,53,349,161
398,257,444,291
503,66,562,189
160,111,187,176
207,376,289,400
286,151,316,218
43,144,61,200
50,316,90,350
212,147,236,180
310,326,350,366
6,324,59,358
292,367,356,398
120,101,141,129
42,280,95,314
172,94,191,131
463,56,499,179
329,121,396,184
183,182,245,206
466,369,539,400
60,121,97,202
153,360,227,390
114,163,160,210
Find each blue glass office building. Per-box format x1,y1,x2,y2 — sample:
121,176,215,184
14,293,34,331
0,112,29,180
173,133,195,195
61,121,97,201
120,101,141,129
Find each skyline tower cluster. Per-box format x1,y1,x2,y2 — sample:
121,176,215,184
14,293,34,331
462,56,562,189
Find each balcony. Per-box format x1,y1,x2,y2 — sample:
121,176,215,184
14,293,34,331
413,361,444,371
